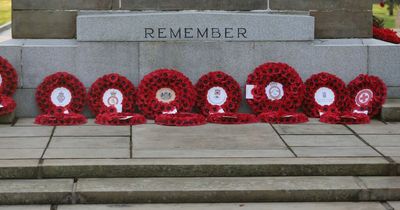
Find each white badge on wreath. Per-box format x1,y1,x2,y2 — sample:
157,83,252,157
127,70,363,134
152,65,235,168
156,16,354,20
207,87,227,106
103,89,123,113
314,87,335,106
50,87,72,107
265,82,284,101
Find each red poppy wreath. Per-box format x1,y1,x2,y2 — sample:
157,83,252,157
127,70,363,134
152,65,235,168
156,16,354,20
246,62,305,114
0,56,18,115
88,73,146,126
196,71,258,124
35,72,87,126
138,69,205,126
302,72,349,118
347,74,387,118
258,109,308,124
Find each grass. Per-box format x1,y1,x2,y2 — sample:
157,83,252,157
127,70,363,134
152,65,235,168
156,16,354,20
373,3,399,28
0,0,11,26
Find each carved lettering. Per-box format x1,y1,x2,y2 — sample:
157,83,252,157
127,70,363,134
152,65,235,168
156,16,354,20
144,27,248,39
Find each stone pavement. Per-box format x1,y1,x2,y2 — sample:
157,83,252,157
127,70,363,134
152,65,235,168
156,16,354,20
1,118,399,160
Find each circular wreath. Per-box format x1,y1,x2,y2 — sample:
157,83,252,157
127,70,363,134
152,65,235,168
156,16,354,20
35,106,87,126
0,56,18,96
0,95,16,115
207,113,258,124
155,113,206,126
195,71,241,115
88,73,137,115
137,69,196,119
95,106,146,126
320,112,370,125
302,72,349,118
246,62,305,114
347,74,387,117
258,111,308,124
36,72,86,114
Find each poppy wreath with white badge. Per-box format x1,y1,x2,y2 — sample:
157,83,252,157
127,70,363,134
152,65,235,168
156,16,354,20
35,72,87,126
246,62,305,114
347,74,387,117
155,113,206,126
137,69,197,119
88,73,137,115
302,72,349,118
0,56,18,96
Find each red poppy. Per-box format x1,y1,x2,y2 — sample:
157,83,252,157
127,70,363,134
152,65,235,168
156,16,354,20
0,95,16,115
0,56,18,96
373,26,400,44
258,110,308,124
206,113,258,124
155,113,206,126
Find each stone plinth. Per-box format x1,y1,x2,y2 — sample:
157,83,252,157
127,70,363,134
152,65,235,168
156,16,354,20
77,11,314,42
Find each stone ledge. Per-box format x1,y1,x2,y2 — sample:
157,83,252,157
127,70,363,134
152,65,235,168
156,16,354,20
381,99,400,122
77,11,315,42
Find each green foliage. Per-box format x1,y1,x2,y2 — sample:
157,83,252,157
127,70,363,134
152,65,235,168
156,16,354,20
373,4,399,28
0,0,11,26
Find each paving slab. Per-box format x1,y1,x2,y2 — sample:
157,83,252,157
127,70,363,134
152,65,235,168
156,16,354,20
360,176,400,200
389,202,400,210
0,159,39,178
76,176,362,203
0,137,48,149
0,179,73,204
43,148,129,159
133,149,294,158
49,137,129,148
375,147,400,157
0,149,44,159
54,126,130,137
282,135,366,147
39,157,392,178
132,124,285,149
273,124,352,135
360,135,400,147
57,202,387,210
348,123,400,135
0,127,52,137
292,147,380,157
0,206,50,210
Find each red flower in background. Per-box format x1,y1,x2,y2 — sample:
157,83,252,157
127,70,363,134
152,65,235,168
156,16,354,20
0,56,18,97
246,62,305,114
207,113,258,124
34,106,87,126
0,95,16,115
137,69,197,119
258,110,308,124
373,26,400,44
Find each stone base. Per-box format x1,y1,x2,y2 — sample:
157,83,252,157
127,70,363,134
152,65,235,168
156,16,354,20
381,99,400,122
0,111,16,124
1,38,400,117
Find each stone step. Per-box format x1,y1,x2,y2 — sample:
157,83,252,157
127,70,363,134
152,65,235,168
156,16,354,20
0,176,399,204
0,157,397,179
77,11,314,42
382,99,400,122
4,202,399,210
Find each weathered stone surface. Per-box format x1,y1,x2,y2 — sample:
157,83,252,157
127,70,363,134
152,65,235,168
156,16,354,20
49,137,129,148
76,42,139,85
13,0,112,10
349,123,400,135
57,202,387,210
0,111,16,124
387,87,400,99
14,118,40,127
381,99,400,122
375,147,400,157
282,135,366,147
270,0,372,10
14,89,39,117
311,10,372,38
0,127,52,137
0,179,73,204
0,137,48,149
292,147,380,157
360,176,400,200
0,159,39,178
0,205,50,210
389,201,400,210
43,148,130,159
12,11,77,39
77,12,314,42
0,149,44,159
53,126,130,137
76,177,362,203
369,44,400,87
133,149,294,158
273,124,352,135
361,135,400,147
